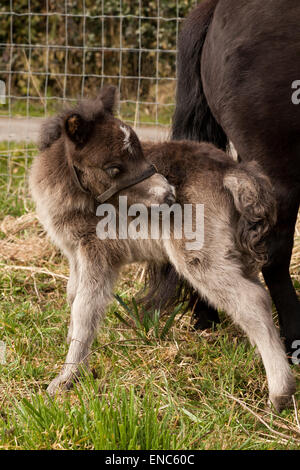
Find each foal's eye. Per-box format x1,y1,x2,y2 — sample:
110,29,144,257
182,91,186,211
105,167,121,178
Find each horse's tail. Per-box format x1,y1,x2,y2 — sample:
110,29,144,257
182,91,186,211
172,0,228,150
138,263,189,315
223,161,277,268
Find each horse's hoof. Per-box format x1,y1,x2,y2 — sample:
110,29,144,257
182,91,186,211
192,307,220,331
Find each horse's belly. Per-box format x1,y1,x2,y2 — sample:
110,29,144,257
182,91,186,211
202,0,300,167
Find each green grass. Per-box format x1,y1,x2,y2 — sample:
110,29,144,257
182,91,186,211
0,100,60,118
0,144,300,450
0,141,35,218
0,99,174,127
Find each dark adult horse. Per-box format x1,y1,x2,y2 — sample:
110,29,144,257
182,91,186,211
170,0,300,355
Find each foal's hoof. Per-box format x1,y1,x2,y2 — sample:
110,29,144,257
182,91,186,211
46,374,75,396
268,394,294,413
268,378,296,413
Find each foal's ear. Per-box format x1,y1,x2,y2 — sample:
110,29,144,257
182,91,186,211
65,113,92,145
98,86,119,115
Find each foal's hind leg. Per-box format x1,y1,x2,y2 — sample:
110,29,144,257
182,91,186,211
184,268,296,411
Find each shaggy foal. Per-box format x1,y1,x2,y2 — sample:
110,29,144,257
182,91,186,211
30,87,295,411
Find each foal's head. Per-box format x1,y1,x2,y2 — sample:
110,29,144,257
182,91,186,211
56,86,175,207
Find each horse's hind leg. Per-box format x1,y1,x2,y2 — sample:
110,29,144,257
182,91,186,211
185,269,296,411
262,196,300,358
192,296,220,330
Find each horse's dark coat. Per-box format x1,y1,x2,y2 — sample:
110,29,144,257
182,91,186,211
171,0,300,353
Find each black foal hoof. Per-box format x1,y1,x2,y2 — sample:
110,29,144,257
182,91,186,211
192,306,220,330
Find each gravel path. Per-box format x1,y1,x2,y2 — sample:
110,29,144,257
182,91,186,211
0,117,170,143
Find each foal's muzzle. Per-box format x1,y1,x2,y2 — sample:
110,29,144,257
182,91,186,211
164,194,176,206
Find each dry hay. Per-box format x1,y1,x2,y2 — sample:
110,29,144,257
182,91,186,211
0,212,58,264
0,212,299,281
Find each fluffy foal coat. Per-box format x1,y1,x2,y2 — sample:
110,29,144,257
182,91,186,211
30,87,295,411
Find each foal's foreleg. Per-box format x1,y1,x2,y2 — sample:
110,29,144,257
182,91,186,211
47,246,118,396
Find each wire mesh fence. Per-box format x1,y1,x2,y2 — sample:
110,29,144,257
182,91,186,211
0,1,199,126
0,0,199,196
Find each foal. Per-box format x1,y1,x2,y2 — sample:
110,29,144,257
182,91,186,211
30,87,295,411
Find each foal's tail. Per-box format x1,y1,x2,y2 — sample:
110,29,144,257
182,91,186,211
172,0,228,150
223,161,277,268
